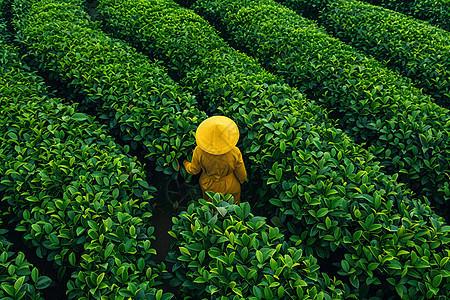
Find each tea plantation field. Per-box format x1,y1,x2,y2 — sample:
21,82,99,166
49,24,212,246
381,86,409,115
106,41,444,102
0,0,449,299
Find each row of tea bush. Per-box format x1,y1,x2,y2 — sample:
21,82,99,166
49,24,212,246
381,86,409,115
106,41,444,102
0,30,171,299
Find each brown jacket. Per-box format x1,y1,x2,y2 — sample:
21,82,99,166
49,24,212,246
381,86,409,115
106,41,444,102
183,146,247,203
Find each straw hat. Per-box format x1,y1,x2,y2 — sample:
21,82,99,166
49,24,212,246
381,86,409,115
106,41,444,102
196,116,239,155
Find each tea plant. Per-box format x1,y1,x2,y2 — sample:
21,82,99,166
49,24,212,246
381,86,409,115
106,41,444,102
168,192,342,299
0,39,172,299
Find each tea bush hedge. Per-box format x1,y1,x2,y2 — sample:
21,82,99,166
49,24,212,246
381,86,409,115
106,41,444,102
168,192,340,299
95,0,450,298
12,0,207,180
0,14,48,300
190,0,450,219
0,214,49,299
0,39,172,299
362,0,450,31
279,0,450,108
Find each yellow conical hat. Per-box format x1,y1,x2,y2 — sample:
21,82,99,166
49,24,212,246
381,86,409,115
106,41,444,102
196,116,239,155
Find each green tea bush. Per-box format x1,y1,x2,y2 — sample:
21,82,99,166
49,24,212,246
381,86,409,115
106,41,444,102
0,41,172,299
280,0,450,107
96,0,450,298
191,0,450,218
12,0,207,180
168,192,340,299
0,217,50,300
362,0,450,31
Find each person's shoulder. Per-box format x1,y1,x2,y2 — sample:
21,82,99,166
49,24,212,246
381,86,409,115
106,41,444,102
194,146,207,155
231,146,243,157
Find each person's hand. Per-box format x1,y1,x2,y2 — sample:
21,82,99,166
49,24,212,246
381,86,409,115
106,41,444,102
177,155,187,171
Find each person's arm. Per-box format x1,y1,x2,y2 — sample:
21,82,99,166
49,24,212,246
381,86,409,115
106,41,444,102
183,147,202,175
234,149,247,184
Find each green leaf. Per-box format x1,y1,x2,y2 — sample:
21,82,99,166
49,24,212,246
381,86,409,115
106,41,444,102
270,258,277,272
1,283,14,296
198,250,205,264
316,208,328,218
280,141,286,153
234,205,243,219
241,247,248,261
138,180,150,189
253,286,262,299
264,286,273,299
277,286,285,298
69,252,76,266
346,163,355,176
193,277,206,283
88,229,99,240
76,227,85,236
267,178,278,185
97,273,105,285
71,113,88,122
179,247,191,256
8,132,18,140
325,217,331,229
415,260,430,268
353,230,362,242
349,274,359,288
36,276,52,289
341,260,350,272
236,265,246,278
275,168,282,181
374,194,381,210
217,207,227,217
31,267,39,283
155,289,163,300
432,274,442,288
256,250,263,264
368,262,379,271
8,265,15,276
242,202,251,219
14,276,25,294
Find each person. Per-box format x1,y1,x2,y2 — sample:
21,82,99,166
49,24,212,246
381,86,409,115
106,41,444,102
183,116,247,204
